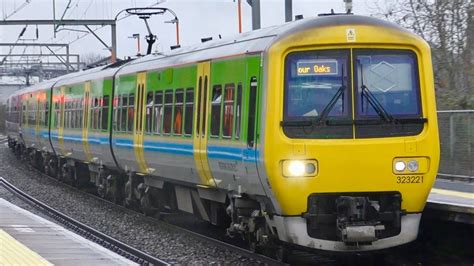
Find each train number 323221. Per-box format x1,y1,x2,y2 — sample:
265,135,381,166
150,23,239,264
396,175,424,184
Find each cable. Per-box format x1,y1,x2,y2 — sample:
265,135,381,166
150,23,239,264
3,0,32,20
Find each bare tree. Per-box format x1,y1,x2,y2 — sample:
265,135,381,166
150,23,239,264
370,0,473,109
81,52,108,67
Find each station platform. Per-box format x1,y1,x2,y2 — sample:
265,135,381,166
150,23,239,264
426,179,473,224
0,198,136,266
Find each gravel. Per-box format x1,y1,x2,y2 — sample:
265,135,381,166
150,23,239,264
0,143,265,265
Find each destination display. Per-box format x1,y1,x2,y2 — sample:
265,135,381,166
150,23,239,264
296,59,338,76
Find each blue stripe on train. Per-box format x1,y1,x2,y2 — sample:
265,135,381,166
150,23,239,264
50,133,259,162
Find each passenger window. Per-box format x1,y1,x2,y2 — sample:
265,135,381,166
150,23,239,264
223,84,234,138
145,92,154,133
154,92,163,134
163,90,173,134
235,83,242,139
127,94,135,132
173,89,184,135
102,96,109,130
119,95,126,132
113,96,118,131
210,85,222,137
94,98,101,130
184,88,194,136
45,102,49,127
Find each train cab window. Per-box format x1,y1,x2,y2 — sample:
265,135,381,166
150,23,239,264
145,92,154,134
127,94,135,132
153,92,163,134
163,90,173,134
235,83,242,139
353,49,423,138
102,96,109,130
223,84,234,138
184,88,194,136
210,85,222,137
173,89,184,135
283,49,352,139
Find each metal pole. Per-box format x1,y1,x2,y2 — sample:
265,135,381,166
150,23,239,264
344,0,353,13
53,0,56,38
175,20,180,45
285,0,292,22
111,23,117,63
238,0,242,33
137,35,141,54
66,45,70,73
247,0,261,30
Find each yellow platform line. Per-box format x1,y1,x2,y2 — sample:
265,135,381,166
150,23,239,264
431,188,474,200
0,229,52,266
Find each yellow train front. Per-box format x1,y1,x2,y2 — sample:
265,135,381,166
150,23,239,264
260,15,439,251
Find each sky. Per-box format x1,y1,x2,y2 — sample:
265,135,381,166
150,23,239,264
0,0,381,61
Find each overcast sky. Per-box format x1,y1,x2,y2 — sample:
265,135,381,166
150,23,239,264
0,0,380,61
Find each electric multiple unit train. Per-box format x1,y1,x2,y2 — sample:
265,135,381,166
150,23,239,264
5,14,440,254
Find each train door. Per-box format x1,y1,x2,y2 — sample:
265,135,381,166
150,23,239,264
193,61,217,187
133,72,148,173
238,56,264,196
82,82,93,162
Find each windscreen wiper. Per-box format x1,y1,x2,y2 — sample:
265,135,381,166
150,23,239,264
315,85,345,124
359,62,393,122
360,85,393,122
315,63,346,125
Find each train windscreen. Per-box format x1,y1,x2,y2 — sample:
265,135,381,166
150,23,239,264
283,49,424,139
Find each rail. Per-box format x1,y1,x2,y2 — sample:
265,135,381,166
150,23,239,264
0,177,169,266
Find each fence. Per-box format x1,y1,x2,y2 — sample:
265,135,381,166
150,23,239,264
437,110,474,179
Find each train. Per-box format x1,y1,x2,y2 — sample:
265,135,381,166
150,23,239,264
5,14,440,256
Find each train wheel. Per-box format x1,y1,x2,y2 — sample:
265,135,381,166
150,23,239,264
274,245,291,263
140,192,156,216
248,235,261,254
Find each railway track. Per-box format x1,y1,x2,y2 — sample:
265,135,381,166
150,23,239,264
0,177,169,266
0,172,283,265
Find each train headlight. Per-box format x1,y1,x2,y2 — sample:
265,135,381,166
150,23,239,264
394,161,406,172
282,160,318,177
288,161,305,176
407,160,419,172
393,157,429,174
